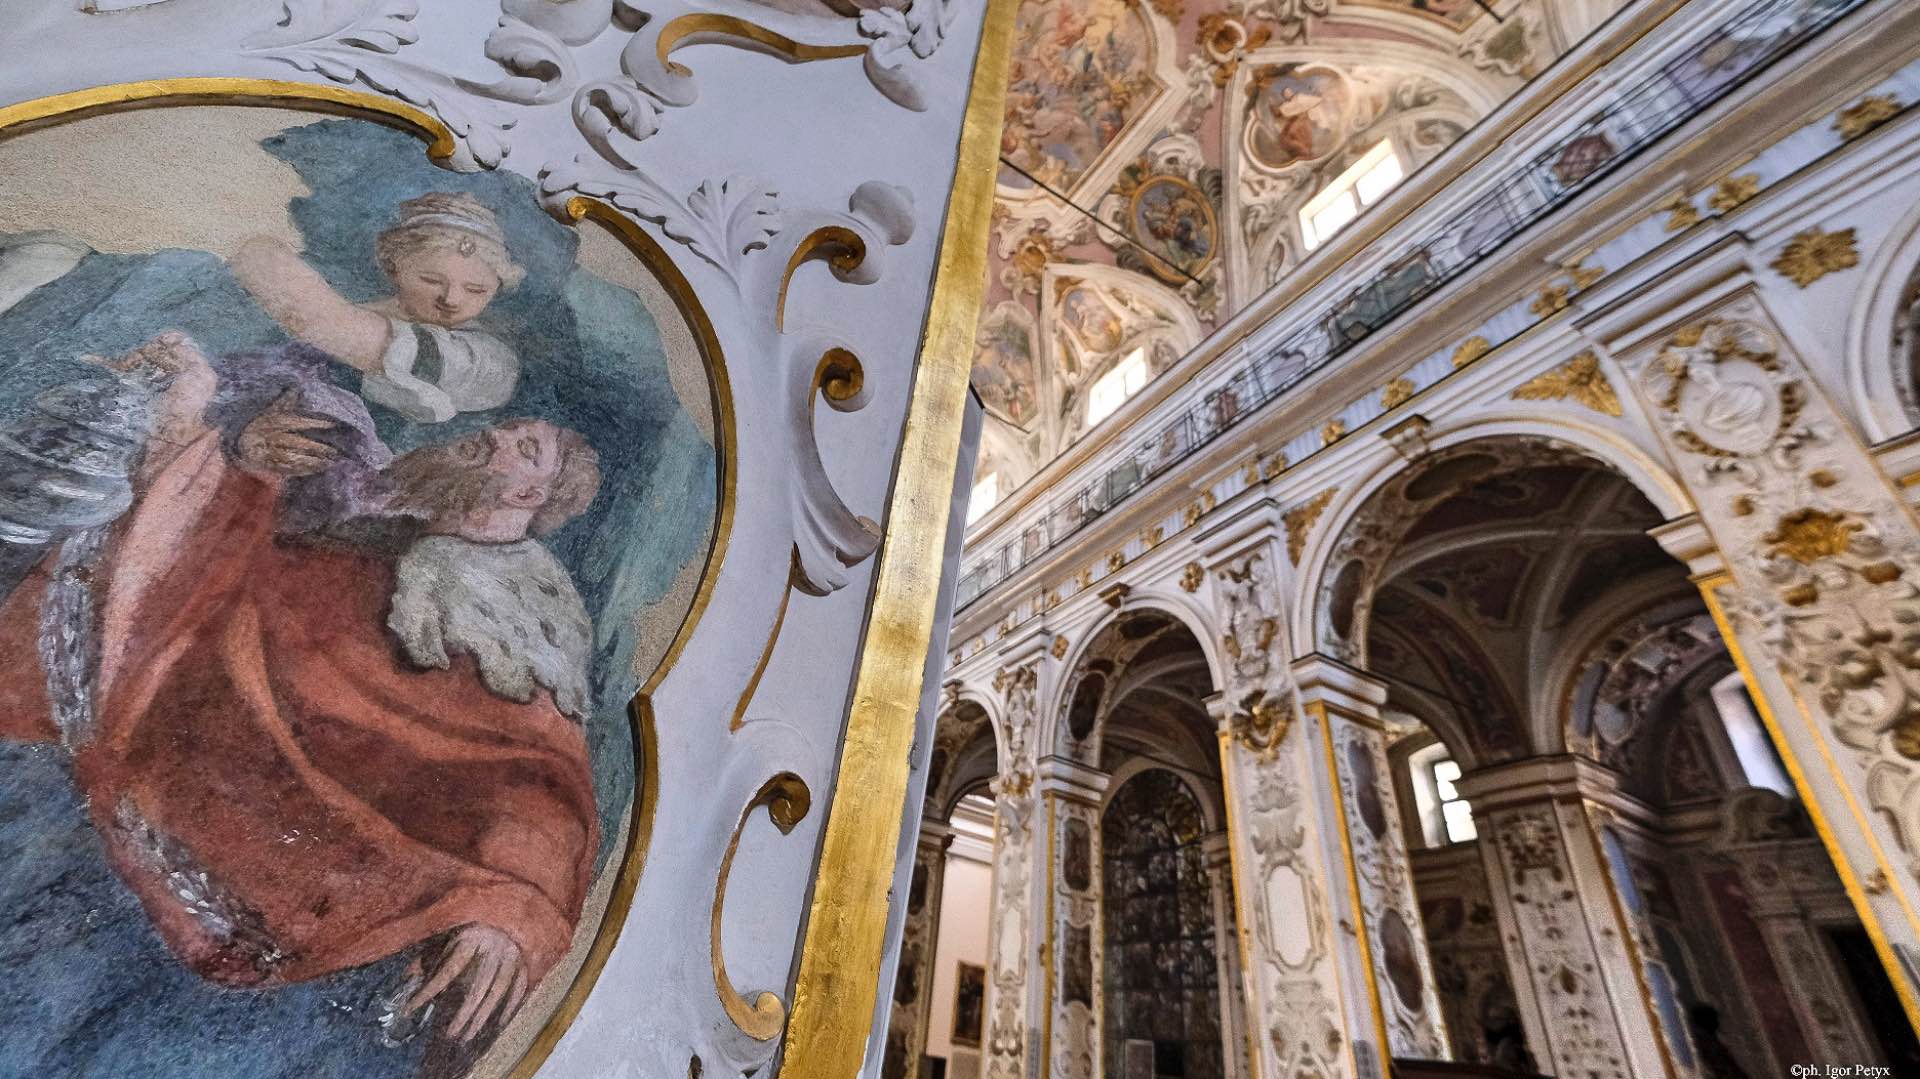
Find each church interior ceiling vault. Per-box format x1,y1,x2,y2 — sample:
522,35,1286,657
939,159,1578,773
1362,460,1695,768
970,0,1631,496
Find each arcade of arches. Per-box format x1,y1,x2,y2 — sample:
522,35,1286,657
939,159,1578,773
898,0,1920,1076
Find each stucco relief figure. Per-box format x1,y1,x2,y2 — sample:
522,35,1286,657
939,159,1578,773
0,111,719,1078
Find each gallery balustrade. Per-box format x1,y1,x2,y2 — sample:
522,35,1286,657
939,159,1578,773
955,0,1865,611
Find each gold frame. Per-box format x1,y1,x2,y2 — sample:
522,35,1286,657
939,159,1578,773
0,80,741,1079
779,0,1020,1068
1124,172,1218,285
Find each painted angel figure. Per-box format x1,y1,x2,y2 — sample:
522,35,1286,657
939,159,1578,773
229,193,525,425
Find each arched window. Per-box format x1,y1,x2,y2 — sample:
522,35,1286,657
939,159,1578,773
1085,347,1149,427
1299,139,1406,251
1406,741,1476,847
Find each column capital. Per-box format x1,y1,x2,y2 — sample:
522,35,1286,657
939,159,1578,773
1199,829,1233,871
1036,756,1110,804
1290,652,1388,720
1647,512,1725,579
918,819,957,851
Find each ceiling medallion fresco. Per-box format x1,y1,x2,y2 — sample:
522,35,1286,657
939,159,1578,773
1128,174,1218,282
1001,0,1164,193
1245,62,1354,171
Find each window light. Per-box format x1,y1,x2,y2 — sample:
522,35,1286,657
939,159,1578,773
966,472,999,527
1300,140,1406,251
1431,758,1478,843
1086,347,1149,428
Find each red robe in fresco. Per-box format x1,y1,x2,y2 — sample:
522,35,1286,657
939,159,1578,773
0,431,598,987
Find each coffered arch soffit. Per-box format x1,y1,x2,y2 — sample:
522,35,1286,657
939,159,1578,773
1289,413,1692,664
1052,602,1222,767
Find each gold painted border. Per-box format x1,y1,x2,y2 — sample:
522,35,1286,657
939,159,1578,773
1305,700,1394,1078
1697,573,1920,1032
778,0,1020,1066
1215,730,1264,1079
0,81,740,1079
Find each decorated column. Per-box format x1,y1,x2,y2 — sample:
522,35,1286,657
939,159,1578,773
1456,758,1687,1079
1293,656,1451,1063
1201,831,1254,1079
1609,295,1920,1025
983,630,1062,1079
1198,500,1375,1079
1036,758,1109,1079
884,823,955,1079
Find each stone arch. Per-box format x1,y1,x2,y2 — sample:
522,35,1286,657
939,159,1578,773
1101,756,1226,834
1290,413,1692,664
1052,587,1228,756
1842,197,1920,442
928,692,1006,818
1533,582,1712,760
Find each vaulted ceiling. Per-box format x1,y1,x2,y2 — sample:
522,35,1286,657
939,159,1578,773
1363,463,1694,765
971,0,1627,495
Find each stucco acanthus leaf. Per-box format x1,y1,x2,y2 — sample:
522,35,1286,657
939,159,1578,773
537,161,784,287
247,0,514,171
858,0,956,111
749,182,914,592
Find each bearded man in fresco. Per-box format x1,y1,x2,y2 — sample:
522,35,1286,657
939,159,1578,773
0,332,601,1054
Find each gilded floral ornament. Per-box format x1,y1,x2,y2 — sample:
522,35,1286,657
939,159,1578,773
1451,336,1491,369
1051,635,1070,659
1834,94,1902,141
1180,562,1205,593
1321,418,1347,445
1511,351,1622,417
1284,489,1335,566
1770,227,1858,287
1765,509,1863,567
1528,261,1604,316
1656,191,1701,232
1106,550,1126,572
1707,172,1760,213
1381,377,1416,410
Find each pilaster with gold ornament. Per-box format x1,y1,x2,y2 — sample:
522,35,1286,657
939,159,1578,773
1613,298,1920,1027
1194,498,1363,1079
982,630,1064,1079
1035,757,1109,1079
1292,655,1450,1063
1454,757,1685,1079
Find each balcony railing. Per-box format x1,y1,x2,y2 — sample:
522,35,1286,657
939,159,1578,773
954,0,1865,611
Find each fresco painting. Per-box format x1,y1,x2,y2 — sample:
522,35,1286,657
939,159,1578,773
1128,175,1216,282
973,302,1040,427
0,108,718,1079
1246,63,1353,172
1001,0,1160,192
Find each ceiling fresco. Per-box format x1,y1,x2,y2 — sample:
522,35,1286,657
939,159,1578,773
969,0,1629,497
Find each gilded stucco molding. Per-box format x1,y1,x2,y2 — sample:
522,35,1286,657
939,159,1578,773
1770,226,1858,287
1510,351,1622,417
1834,93,1901,141
1284,488,1335,567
